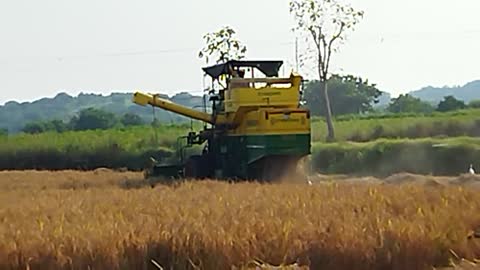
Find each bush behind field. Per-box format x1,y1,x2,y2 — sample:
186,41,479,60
311,109,480,142
311,137,480,176
0,126,186,170
331,108,476,121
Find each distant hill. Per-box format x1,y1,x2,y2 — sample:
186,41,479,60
0,92,207,133
409,80,480,104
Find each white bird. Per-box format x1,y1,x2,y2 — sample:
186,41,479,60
469,164,475,175
307,179,313,185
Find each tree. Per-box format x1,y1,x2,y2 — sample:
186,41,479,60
198,26,247,64
304,74,382,116
437,95,466,112
0,128,8,137
44,120,68,133
21,119,68,134
387,94,434,114
121,113,144,126
289,0,364,141
468,99,480,109
22,122,46,134
70,108,118,131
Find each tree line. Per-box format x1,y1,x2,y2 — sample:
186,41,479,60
302,76,479,117
21,108,145,134
386,94,477,114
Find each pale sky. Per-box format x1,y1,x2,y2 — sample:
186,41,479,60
1,0,480,105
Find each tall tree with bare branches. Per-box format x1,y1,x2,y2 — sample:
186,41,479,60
289,0,364,141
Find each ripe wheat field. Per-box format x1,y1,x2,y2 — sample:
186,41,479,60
0,170,480,270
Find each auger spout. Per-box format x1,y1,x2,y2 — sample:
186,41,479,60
133,92,226,125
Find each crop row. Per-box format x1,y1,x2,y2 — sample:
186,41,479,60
0,171,479,269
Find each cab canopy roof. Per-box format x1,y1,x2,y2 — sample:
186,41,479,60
202,60,283,79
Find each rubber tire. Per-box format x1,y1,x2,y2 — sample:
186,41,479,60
184,155,203,179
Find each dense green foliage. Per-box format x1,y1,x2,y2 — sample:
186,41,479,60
22,120,68,134
304,75,383,116
468,99,480,108
120,113,144,126
70,108,119,131
386,94,434,113
436,95,467,112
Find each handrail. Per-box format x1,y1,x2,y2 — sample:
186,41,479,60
229,77,292,84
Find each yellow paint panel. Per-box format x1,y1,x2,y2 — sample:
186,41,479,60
224,74,302,113
230,108,310,136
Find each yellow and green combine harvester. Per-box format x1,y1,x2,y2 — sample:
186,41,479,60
133,60,311,182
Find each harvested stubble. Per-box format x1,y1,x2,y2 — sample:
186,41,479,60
0,171,480,270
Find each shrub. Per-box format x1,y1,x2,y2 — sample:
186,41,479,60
311,137,480,176
0,126,187,171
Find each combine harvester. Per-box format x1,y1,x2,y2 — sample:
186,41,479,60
132,60,311,183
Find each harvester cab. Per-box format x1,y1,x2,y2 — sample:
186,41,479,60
133,60,311,183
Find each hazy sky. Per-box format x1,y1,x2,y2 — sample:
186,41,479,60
1,0,480,104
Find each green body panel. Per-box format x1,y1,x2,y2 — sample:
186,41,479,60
147,133,311,181
215,133,311,179
243,133,311,163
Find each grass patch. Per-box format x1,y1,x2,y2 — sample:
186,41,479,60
311,109,480,142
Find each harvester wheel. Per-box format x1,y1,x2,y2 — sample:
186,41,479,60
184,155,202,179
